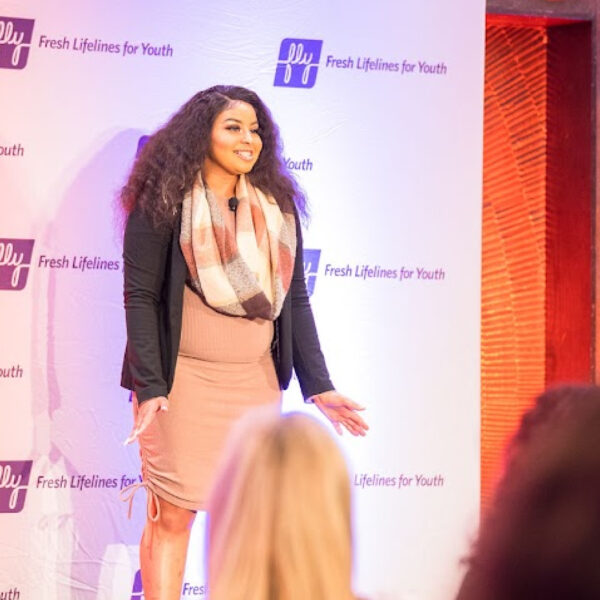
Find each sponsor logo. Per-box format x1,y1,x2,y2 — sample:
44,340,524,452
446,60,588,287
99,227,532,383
36,472,133,491
274,38,322,88
284,156,313,171
130,570,206,598
37,254,121,272
136,136,149,156
0,143,24,157
33,470,140,494
0,239,35,290
325,55,447,76
0,365,23,378
303,249,321,297
38,34,173,58
354,472,445,489
0,460,33,513
130,570,143,599
323,262,446,282
0,17,35,69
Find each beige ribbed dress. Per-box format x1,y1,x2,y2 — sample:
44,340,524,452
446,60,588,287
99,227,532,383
134,284,281,513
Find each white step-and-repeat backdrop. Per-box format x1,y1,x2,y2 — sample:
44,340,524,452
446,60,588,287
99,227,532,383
0,1,484,597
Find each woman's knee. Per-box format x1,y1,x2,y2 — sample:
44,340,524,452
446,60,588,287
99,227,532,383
151,498,195,536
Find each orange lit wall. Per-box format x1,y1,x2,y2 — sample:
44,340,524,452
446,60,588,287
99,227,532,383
482,24,548,508
481,21,592,508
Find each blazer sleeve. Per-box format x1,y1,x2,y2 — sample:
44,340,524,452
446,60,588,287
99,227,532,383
290,215,335,399
122,209,171,403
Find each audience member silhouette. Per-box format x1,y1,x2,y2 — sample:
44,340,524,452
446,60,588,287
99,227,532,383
207,407,357,600
456,385,600,600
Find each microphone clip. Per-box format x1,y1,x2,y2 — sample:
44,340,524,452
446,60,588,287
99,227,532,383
228,197,239,212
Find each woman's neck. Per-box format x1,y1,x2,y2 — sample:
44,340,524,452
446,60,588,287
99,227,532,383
202,167,238,200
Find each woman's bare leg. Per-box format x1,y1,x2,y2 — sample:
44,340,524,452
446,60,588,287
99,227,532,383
140,496,196,600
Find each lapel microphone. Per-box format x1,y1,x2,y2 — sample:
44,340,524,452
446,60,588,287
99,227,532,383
228,197,239,212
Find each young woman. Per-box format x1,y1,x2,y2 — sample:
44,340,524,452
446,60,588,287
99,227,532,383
119,85,367,599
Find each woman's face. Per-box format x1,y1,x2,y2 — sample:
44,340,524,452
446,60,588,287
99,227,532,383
205,101,263,177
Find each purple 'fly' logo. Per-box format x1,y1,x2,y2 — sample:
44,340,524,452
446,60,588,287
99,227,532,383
303,249,321,297
0,460,33,513
136,136,149,157
130,569,144,599
274,38,323,88
0,239,35,290
0,17,35,69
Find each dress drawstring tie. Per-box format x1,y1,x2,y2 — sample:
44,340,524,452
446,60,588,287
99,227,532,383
119,481,161,522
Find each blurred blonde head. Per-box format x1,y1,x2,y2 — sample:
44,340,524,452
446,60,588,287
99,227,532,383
207,407,354,600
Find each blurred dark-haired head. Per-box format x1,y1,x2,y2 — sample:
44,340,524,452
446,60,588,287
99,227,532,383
457,385,600,600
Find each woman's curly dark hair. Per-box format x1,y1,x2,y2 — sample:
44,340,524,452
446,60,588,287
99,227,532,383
121,85,307,229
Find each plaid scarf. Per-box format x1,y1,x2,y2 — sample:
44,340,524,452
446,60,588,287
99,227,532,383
179,174,296,320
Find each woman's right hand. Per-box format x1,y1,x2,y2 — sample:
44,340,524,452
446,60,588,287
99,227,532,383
124,396,169,445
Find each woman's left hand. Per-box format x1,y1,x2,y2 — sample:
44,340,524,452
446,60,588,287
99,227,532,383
311,390,368,436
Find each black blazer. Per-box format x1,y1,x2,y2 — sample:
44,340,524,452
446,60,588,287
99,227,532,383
120,207,334,404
